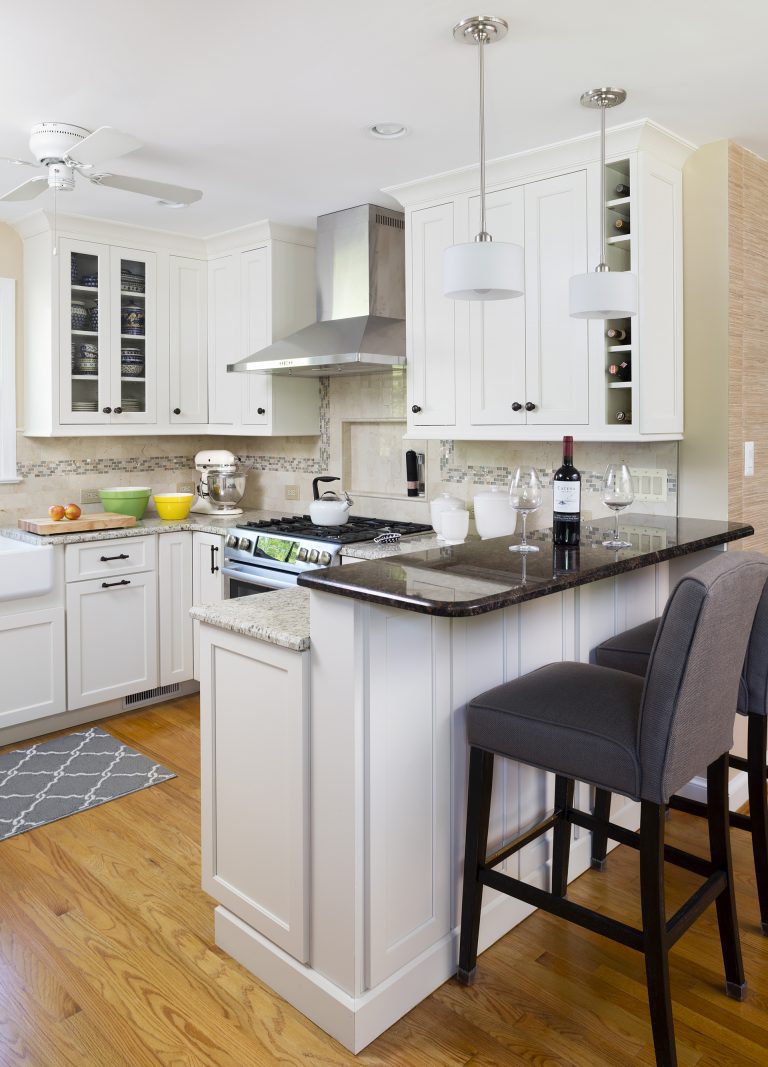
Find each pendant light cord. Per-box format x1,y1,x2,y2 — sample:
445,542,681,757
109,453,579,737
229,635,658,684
598,99,606,270
477,29,490,241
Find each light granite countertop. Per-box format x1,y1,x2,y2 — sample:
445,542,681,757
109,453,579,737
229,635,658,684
0,509,285,546
191,587,310,651
340,532,443,560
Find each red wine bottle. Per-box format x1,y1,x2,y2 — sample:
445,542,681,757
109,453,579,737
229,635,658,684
606,327,627,341
615,183,630,196
553,436,581,546
613,218,629,232
608,358,631,382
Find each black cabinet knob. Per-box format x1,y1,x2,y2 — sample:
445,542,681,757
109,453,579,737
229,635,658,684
173,407,181,415
257,407,266,415
102,406,112,414
411,404,422,414
511,402,523,412
525,402,536,412
113,406,122,414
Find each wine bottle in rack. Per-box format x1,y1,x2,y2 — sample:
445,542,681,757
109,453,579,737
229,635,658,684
608,358,631,382
615,410,631,423
553,436,581,546
606,327,627,341
615,183,630,196
613,218,629,232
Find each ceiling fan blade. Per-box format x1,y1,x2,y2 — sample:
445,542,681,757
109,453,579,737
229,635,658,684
0,175,49,202
0,156,40,168
90,172,202,204
66,126,142,167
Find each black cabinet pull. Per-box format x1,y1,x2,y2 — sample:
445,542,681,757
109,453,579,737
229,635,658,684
511,402,523,411
102,406,112,414
210,544,219,574
411,404,422,414
525,402,536,412
173,407,181,415
113,406,122,414
101,579,130,589
100,553,129,562
257,407,266,415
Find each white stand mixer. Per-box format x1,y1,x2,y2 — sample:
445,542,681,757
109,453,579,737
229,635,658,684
191,450,247,516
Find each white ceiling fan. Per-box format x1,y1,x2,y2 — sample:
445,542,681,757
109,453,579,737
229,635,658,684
0,122,202,206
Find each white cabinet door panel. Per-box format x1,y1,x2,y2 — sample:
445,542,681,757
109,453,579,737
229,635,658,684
158,531,193,686
208,255,239,424
0,608,65,727
169,257,208,425
240,247,271,427
192,532,224,680
524,172,590,425
200,627,310,962
409,203,456,427
66,571,158,710
469,186,527,425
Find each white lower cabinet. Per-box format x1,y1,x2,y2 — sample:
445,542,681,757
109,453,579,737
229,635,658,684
0,607,65,728
158,532,193,686
66,568,158,710
192,532,224,680
199,624,310,962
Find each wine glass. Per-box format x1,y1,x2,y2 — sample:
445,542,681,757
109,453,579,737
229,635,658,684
508,467,542,553
602,463,634,548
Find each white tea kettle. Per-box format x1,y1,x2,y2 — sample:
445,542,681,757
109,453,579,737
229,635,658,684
310,476,354,526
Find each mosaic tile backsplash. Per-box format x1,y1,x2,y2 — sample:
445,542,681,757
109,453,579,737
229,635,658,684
1,373,677,527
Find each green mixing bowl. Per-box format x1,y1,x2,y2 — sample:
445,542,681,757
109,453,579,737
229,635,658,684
98,486,152,520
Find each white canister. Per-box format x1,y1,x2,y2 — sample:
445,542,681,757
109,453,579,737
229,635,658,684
473,486,517,539
430,492,463,539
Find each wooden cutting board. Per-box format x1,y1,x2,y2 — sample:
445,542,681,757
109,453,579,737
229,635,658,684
18,512,138,535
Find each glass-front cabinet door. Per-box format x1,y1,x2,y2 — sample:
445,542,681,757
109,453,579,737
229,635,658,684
60,239,111,424
110,246,156,425
58,239,156,426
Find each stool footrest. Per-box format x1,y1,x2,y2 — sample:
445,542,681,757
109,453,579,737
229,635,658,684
569,808,714,879
485,810,561,869
665,871,728,946
669,793,753,832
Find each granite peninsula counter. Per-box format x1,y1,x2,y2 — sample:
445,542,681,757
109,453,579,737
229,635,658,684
198,514,754,1054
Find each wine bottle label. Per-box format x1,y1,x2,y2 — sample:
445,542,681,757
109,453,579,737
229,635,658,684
553,483,581,513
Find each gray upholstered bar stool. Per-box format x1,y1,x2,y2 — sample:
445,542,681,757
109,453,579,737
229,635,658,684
458,553,768,1067
591,576,768,934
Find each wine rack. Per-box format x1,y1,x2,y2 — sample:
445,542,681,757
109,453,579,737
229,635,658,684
603,158,634,427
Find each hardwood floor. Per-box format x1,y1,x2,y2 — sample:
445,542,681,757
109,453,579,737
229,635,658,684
1,695,767,1065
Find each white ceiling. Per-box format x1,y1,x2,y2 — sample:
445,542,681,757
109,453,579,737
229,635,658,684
1,0,766,237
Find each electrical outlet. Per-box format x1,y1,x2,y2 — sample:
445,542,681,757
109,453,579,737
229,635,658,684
285,485,300,501
80,488,100,505
629,468,668,503
177,482,195,494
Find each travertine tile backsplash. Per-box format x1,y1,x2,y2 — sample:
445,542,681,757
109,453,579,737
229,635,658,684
1,371,677,527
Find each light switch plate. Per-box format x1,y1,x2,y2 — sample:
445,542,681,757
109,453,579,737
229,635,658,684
285,485,300,501
630,468,668,503
177,482,195,494
80,488,100,505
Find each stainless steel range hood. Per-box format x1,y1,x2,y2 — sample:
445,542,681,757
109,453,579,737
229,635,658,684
227,204,406,377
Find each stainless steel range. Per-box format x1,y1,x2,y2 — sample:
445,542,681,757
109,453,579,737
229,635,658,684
222,515,433,597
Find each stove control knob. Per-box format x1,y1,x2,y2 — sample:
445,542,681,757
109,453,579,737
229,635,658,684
224,534,238,548
309,549,319,563
297,547,308,562
320,551,332,566
238,536,252,551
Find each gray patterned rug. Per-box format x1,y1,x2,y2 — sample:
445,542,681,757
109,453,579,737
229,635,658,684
0,726,176,842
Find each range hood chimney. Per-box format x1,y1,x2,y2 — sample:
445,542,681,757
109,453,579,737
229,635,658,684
227,204,406,377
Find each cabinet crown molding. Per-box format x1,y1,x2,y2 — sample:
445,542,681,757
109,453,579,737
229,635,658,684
384,118,696,209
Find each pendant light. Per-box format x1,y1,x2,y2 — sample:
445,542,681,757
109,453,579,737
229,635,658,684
443,15,524,301
569,88,637,319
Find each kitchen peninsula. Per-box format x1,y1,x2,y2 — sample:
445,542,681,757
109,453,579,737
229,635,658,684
194,515,753,1053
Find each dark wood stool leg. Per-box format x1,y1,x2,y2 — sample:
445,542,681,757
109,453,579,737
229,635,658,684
746,715,768,936
591,787,612,870
639,800,677,1067
551,776,575,897
708,753,747,998
458,746,494,985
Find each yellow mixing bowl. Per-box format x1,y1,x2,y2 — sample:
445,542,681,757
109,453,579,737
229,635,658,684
153,493,194,520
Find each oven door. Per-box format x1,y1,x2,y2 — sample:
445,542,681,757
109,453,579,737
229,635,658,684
222,562,298,598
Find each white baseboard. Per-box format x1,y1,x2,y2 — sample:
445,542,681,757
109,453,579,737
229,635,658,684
214,798,642,1054
676,771,749,812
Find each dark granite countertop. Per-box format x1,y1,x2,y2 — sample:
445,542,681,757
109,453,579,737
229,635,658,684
297,515,755,617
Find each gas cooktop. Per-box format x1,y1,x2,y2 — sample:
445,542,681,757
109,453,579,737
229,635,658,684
237,515,433,545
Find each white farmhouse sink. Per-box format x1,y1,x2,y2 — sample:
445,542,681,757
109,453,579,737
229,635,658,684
0,537,54,600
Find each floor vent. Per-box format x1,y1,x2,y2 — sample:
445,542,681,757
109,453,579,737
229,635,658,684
123,683,180,709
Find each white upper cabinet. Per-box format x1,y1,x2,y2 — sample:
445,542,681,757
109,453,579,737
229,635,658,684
391,119,690,441
169,256,208,426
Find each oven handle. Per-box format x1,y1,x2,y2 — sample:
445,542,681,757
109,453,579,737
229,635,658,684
222,564,297,591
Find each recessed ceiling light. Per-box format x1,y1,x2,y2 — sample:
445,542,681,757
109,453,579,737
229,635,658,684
369,123,408,139
156,199,188,208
